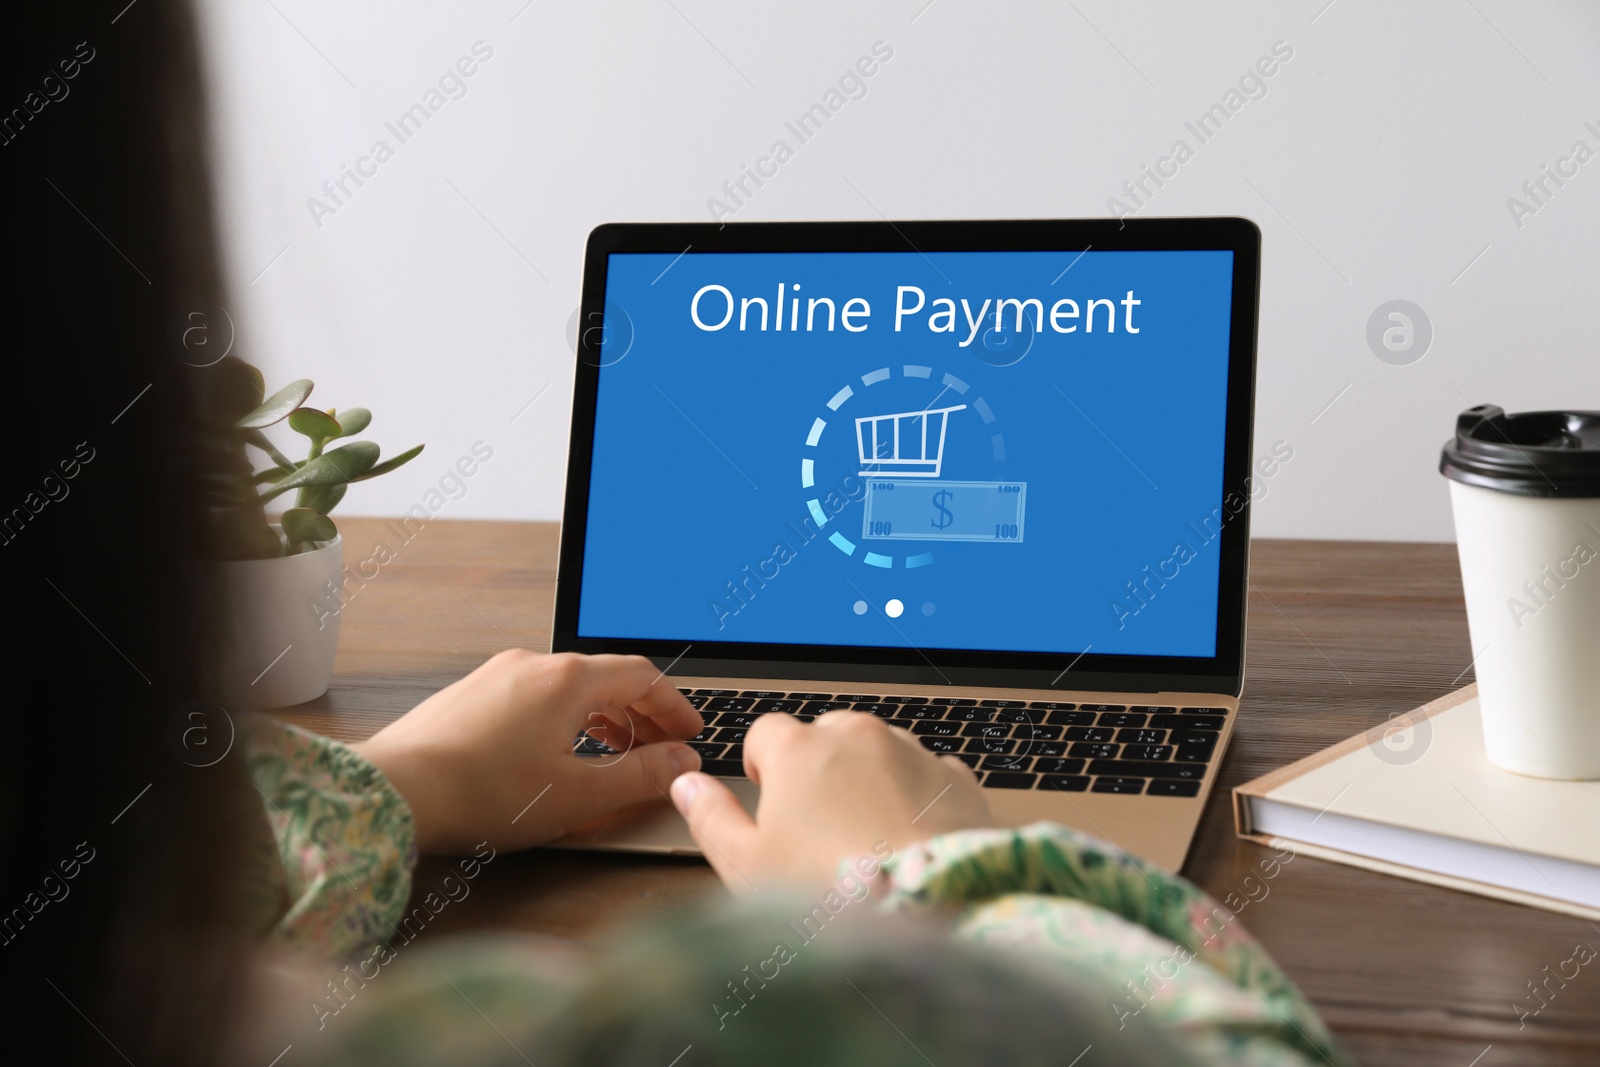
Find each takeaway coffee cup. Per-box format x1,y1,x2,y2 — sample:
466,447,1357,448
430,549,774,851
1441,404,1600,779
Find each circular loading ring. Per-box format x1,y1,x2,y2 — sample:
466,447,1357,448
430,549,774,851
799,364,1007,569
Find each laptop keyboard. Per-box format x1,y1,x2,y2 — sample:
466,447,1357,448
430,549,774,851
572,689,1227,798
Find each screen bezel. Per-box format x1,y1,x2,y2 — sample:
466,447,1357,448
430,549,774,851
553,218,1260,696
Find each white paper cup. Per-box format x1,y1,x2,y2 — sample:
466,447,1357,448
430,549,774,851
1442,404,1600,779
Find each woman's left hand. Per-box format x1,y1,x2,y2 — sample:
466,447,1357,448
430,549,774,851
353,650,702,854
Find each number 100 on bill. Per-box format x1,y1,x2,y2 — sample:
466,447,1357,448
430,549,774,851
861,480,1027,543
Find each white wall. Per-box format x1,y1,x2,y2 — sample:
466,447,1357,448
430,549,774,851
198,0,1600,541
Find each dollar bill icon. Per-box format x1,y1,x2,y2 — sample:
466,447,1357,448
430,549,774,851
861,479,1026,543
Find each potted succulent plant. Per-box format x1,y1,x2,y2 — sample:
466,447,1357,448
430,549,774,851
202,357,422,708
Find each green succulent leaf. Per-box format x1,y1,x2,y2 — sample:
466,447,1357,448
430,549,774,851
199,473,249,504
282,507,338,547
237,378,313,429
350,443,424,482
201,362,423,559
259,441,380,500
193,445,254,478
203,357,268,424
296,483,347,515
212,510,285,560
334,407,371,437
288,406,341,442
244,428,296,471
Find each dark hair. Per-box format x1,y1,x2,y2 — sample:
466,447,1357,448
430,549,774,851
0,2,244,1063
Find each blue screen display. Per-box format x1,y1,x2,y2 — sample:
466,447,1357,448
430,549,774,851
577,248,1234,658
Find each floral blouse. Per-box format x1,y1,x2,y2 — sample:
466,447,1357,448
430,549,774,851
243,717,1352,1067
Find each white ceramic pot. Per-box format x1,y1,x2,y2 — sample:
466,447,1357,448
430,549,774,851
218,533,343,709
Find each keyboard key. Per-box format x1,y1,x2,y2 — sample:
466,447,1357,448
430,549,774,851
884,695,929,704
1034,757,1086,775
713,712,759,729
980,754,1034,772
688,741,725,758
1088,759,1204,780
1012,724,1062,741
752,698,804,714
1174,743,1216,763
895,705,945,720
1068,742,1119,759
979,699,1028,707
961,722,1012,739
1181,706,1229,716
1129,705,1177,715
793,713,817,723
712,727,747,744
884,718,913,730
911,720,962,737
1010,740,1066,758
1148,780,1201,797
700,758,745,778
1122,744,1174,762
1170,728,1219,747
919,736,962,754
1097,712,1147,729
722,744,744,763
1041,774,1090,792
965,737,1016,755
1063,726,1114,743
834,693,879,702
983,771,1037,789
677,687,693,694
1153,713,1222,731
1078,703,1127,714
573,736,617,756
853,703,901,718
689,725,716,742
692,689,739,697
706,697,754,712
1092,777,1145,794
740,690,787,698
788,692,833,700
801,701,854,715
945,706,997,722
685,695,709,709
931,697,979,706
1045,710,1098,726
1029,701,1077,710
994,708,1044,724
954,752,982,768
1115,728,1166,745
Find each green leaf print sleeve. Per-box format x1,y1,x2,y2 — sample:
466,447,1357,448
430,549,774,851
242,716,418,963
877,822,1354,1067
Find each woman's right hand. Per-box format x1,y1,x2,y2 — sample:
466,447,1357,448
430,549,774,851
669,710,992,892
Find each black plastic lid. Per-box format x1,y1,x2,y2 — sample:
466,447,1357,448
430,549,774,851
1440,404,1600,498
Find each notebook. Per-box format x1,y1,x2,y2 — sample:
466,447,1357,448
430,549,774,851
1233,684,1600,920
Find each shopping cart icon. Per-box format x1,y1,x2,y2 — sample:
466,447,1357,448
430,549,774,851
855,404,967,478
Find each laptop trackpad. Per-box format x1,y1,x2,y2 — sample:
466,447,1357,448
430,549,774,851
548,778,761,855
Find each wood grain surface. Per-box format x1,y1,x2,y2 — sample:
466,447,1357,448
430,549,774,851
271,517,1600,1066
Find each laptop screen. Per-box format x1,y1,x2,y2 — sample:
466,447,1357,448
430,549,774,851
575,247,1236,661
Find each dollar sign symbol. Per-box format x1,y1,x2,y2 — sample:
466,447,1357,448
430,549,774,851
931,490,954,530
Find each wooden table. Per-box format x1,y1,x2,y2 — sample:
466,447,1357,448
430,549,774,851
274,517,1600,1066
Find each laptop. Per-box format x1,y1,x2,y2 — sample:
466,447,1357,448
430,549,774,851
551,217,1260,872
